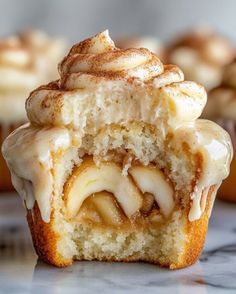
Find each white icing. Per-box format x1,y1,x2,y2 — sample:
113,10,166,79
2,124,71,222
173,119,233,221
3,119,231,223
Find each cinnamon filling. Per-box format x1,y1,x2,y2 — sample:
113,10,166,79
63,156,175,228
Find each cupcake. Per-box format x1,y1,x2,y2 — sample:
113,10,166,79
116,36,166,62
0,30,65,191
167,27,235,90
2,31,232,269
203,59,236,202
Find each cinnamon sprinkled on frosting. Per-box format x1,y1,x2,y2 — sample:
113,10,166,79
58,30,181,90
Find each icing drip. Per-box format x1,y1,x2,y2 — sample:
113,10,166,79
174,119,233,221
2,124,71,222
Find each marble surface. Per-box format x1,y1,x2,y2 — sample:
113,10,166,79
0,193,236,294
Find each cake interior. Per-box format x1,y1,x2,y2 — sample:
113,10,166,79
45,122,207,268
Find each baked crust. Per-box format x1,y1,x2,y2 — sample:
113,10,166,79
26,187,214,269
27,204,73,267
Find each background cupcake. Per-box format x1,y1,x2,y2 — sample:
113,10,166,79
0,30,66,191
203,59,236,201
167,27,235,90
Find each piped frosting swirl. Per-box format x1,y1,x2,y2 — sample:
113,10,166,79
26,30,206,130
58,30,183,91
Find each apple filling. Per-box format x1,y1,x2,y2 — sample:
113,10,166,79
63,156,175,227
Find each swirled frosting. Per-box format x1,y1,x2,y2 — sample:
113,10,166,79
0,30,65,123
58,31,168,88
2,30,233,223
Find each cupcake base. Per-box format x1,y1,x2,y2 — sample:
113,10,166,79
26,186,215,269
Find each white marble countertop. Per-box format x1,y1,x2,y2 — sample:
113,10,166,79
0,194,236,294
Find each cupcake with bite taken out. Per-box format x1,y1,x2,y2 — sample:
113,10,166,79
2,30,233,268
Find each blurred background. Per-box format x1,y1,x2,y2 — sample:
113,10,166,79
1,0,235,43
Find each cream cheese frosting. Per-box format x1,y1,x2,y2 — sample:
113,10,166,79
3,123,71,221
2,30,233,223
0,30,65,123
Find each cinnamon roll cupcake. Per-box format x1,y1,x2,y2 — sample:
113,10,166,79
203,59,236,202
2,31,232,269
0,30,65,191
168,27,235,90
